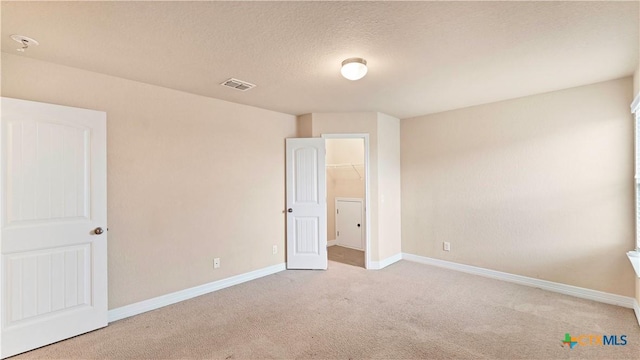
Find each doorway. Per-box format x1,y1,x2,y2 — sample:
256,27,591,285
324,136,367,269
285,134,370,270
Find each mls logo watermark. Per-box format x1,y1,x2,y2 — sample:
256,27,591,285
562,333,627,349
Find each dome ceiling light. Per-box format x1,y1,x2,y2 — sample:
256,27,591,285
340,58,368,81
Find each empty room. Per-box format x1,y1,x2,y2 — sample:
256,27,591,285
1,1,639,359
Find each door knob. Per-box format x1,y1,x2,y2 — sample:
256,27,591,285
357,224,361,227
287,208,293,213
94,227,104,235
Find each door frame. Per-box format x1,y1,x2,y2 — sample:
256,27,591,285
322,134,371,269
335,197,364,251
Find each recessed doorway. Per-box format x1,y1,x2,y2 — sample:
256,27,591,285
324,137,367,269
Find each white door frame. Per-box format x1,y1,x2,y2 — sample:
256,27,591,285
322,134,371,269
335,197,364,250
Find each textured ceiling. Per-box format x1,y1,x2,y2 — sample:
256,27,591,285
1,1,638,119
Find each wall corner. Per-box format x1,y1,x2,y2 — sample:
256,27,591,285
296,114,313,137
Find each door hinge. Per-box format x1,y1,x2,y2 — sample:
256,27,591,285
337,231,340,236
337,209,339,214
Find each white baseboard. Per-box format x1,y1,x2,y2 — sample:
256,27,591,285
402,253,635,309
328,241,365,252
334,243,365,252
369,253,402,270
634,299,640,326
108,263,286,322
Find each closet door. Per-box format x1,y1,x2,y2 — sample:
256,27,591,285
285,138,327,269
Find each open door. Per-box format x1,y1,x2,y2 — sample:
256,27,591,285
286,138,327,269
1,98,108,358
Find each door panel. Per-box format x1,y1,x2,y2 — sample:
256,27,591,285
336,199,364,250
6,244,91,324
294,147,319,203
7,121,89,223
286,138,327,270
1,97,107,359
294,217,319,254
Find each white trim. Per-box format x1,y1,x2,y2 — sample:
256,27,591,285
322,133,371,269
327,239,337,247
628,251,640,278
631,92,640,113
634,98,640,251
402,253,635,309
369,253,402,270
634,299,640,327
108,263,286,323
335,244,365,251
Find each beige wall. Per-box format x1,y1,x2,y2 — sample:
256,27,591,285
327,173,336,239
1,53,297,309
326,138,365,165
401,77,635,296
377,113,402,260
297,113,313,137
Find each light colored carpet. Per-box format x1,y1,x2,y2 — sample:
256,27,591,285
328,245,365,268
12,260,640,359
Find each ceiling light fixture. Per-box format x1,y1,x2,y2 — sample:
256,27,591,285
341,58,368,81
11,34,39,52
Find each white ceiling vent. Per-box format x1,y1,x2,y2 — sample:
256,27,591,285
220,78,256,91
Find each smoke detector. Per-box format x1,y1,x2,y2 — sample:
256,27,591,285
11,34,39,52
220,78,256,92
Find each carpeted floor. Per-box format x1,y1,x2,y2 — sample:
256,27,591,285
328,245,365,268
12,260,640,359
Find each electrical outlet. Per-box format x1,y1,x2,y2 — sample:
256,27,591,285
272,245,278,255
443,242,451,252
213,258,220,269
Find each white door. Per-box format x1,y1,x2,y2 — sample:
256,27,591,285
286,138,327,270
336,199,364,250
0,98,107,358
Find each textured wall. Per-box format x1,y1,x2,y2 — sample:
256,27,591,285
1,53,297,309
401,78,635,296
